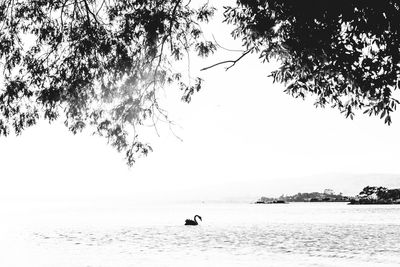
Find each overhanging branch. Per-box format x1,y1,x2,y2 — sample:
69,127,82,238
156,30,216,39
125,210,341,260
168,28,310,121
200,48,253,71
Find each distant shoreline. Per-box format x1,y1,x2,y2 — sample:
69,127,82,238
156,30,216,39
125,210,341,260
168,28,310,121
348,203,400,205
348,199,400,205
254,201,349,204
255,186,400,205
255,189,350,204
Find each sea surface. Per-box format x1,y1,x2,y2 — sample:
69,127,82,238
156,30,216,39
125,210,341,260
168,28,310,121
1,200,400,266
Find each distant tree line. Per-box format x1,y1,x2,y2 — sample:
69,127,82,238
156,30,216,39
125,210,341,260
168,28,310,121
256,190,350,203
257,187,400,204
350,186,400,204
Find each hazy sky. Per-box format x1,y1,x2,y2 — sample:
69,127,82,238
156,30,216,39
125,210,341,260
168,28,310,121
1,1,400,203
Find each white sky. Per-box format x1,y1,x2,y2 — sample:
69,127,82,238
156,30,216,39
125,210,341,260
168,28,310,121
0,1,399,203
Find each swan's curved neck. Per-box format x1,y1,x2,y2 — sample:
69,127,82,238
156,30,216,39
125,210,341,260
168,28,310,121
194,215,199,222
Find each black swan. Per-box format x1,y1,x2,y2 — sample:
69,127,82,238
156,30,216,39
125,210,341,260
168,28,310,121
185,215,202,225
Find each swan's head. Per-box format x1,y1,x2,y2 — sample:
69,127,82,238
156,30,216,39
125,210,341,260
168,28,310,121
196,215,202,221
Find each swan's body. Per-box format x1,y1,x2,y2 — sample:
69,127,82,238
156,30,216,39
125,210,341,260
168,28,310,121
185,215,202,225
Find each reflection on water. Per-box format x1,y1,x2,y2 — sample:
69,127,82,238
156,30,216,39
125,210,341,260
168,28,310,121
4,202,400,266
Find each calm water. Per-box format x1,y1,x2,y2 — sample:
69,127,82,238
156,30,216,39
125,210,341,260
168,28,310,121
1,201,400,266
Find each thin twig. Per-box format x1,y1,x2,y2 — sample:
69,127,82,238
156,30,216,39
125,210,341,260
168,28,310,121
200,48,254,71
212,34,244,53
96,0,106,16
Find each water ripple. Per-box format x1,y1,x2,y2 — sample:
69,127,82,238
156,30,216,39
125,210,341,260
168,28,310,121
33,222,400,266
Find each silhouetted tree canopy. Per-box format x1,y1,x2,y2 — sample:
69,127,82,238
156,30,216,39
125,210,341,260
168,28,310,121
1,1,400,165
224,0,400,123
0,0,215,165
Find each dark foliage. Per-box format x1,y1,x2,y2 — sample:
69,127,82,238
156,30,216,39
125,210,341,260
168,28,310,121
0,0,216,165
351,186,400,204
2,1,400,165
224,0,400,123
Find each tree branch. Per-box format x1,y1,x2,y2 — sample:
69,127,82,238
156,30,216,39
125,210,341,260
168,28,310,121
200,48,253,71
